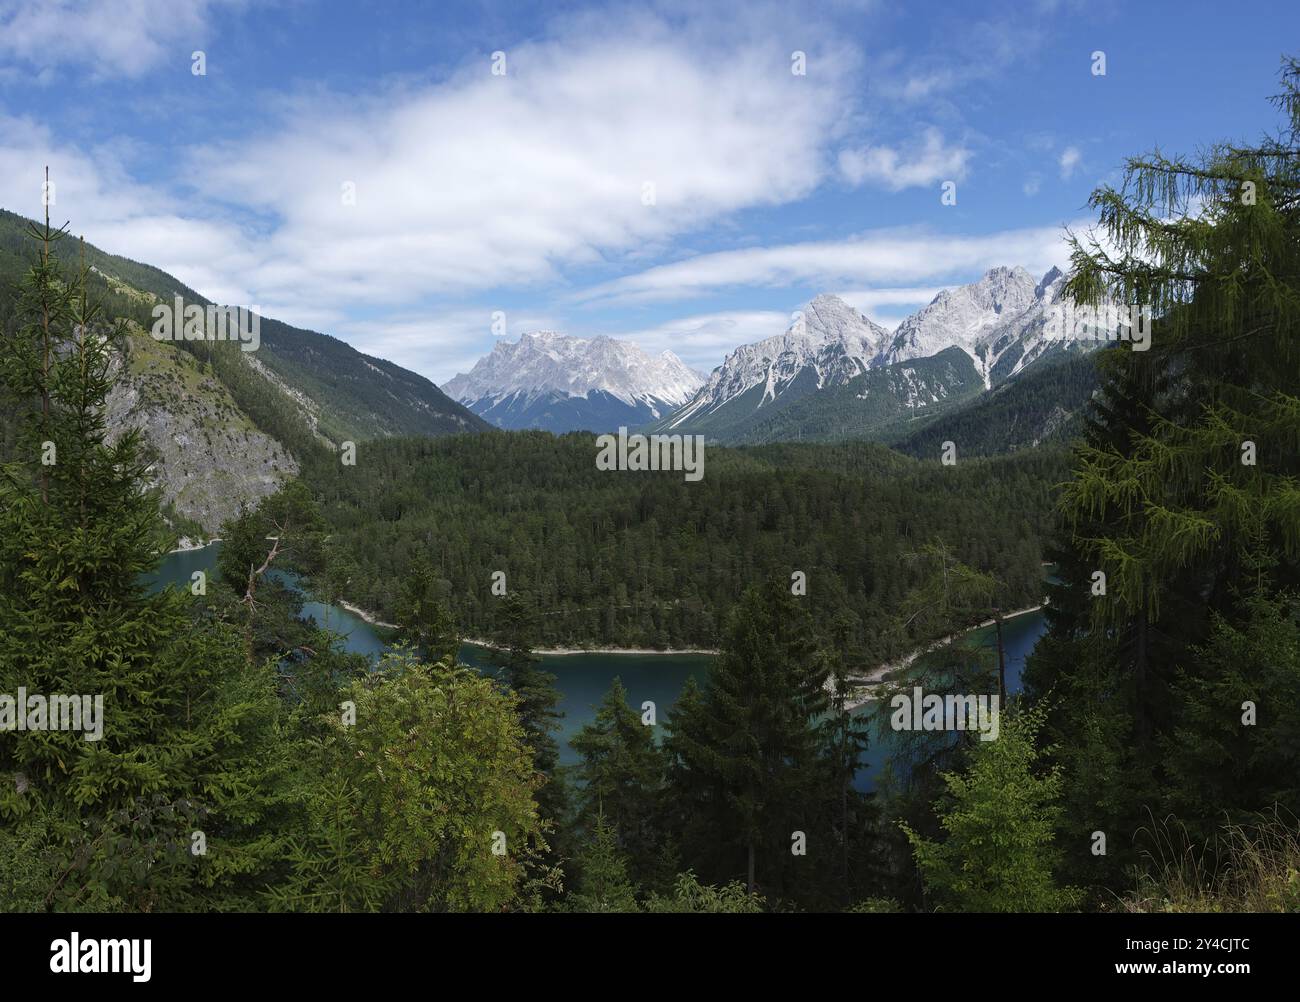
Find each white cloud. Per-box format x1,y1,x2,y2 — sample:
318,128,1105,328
572,223,1077,307
831,285,943,330
1059,145,1081,180
0,113,259,308
1023,173,1042,197
0,0,234,80
839,129,969,191
178,17,855,325
0,5,1103,386
610,310,792,376
883,16,1046,103
0,14,859,339
338,308,561,386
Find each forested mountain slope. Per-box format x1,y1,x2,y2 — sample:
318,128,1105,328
669,345,1101,458
714,346,986,445
304,432,1068,653
890,350,1102,459
0,209,487,532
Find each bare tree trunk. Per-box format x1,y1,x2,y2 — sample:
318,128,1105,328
994,611,1007,704
1135,601,1149,746
40,166,51,505
841,757,849,901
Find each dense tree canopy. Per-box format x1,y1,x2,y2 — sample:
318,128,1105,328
304,432,1064,658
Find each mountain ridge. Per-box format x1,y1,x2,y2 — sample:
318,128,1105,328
648,265,1100,444
0,208,488,534
662,293,892,434
445,330,703,433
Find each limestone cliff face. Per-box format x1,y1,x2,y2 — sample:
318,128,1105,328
105,329,297,536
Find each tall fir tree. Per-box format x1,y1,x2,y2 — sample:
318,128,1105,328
0,205,290,910
490,592,571,868
570,676,670,889
662,580,835,904
1028,59,1300,887
393,553,459,666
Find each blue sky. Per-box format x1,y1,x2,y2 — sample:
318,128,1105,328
1,0,1296,383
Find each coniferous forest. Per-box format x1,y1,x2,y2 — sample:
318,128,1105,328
302,433,1062,655
0,5,1299,986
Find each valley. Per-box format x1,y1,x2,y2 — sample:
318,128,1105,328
3,29,1296,926
148,542,1049,786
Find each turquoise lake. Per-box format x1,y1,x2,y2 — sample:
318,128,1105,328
152,544,1047,789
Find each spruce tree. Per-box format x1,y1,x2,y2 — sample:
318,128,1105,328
1163,592,1300,830
394,553,459,666
0,207,289,910
565,814,640,913
571,676,669,888
663,580,831,902
901,705,1079,913
490,592,571,866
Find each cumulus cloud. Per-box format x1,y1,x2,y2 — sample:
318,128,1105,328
0,0,233,80
0,113,259,308
0,4,1098,382
178,18,855,321
0,13,860,335
838,129,970,191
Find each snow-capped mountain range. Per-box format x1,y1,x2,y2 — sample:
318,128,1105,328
444,331,703,433
443,265,1103,440
881,266,1056,384
665,293,892,429
655,265,1097,439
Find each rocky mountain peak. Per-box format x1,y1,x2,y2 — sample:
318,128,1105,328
1036,265,1066,298
445,330,704,412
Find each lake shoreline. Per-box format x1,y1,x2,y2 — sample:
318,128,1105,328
331,606,718,656
462,637,721,657
336,600,400,630
168,537,220,554
166,543,1032,669
843,602,1046,711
